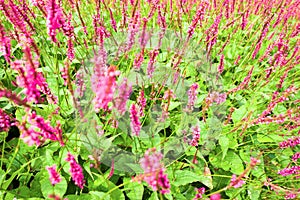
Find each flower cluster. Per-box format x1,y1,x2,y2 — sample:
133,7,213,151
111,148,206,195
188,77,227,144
130,103,141,136
137,90,147,117
0,24,12,63
133,51,145,69
206,91,227,105
206,13,222,55
0,89,30,108
279,136,300,149
46,0,65,43
0,108,13,132
292,152,300,162
187,1,209,38
218,54,224,74
147,48,159,78
19,111,64,146
65,152,85,189
278,166,300,177
230,174,245,188
189,125,200,147
126,10,141,51
193,187,205,200
46,165,61,186
186,83,199,112
113,78,132,115
210,193,221,200
137,148,170,194
252,20,270,59
253,114,286,125
91,50,120,112
285,192,297,199
11,46,57,104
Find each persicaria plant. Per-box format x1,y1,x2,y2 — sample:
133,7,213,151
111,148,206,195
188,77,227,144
0,0,299,199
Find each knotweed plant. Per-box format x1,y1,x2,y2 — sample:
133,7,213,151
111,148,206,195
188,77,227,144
0,0,299,199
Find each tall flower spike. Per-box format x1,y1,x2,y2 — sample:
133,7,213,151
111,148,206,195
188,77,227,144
19,111,64,146
130,103,141,136
230,174,245,188
0,24,12,63
46,0,65,43
65,152,85,189
114,78,132,115
137,90,147,117
0,108,13,132
190,125,200,146
147,48,159,78
218,54,224,74
91,50,120,112
186,83,199,112
193,187,205,200
138,148,170,194
206,14,222,55
187,1,209,39
46,165,61,186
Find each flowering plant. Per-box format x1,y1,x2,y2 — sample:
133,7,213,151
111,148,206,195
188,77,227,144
0,0,299,199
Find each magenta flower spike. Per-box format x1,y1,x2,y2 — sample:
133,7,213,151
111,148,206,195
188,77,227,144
46,165,62,186
130,103,141,136
65,152,85,189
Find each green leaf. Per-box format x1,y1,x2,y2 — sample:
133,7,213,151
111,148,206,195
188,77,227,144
172,170,212,188
89,191,110,200
232,105,247,124
172,170,201,186
148,192,159,200
247,184,261,200
210,150,244,174
91,176,125,200
219,135,229,160
65,194,92,200
124,177,144,200
40,176,67,198
11,186,30,198
4,192,15,200
257,134,283,143
169,101,182,111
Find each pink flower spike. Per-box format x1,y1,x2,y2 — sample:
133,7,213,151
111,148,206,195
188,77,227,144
46,165,61,186
130,103,141,136
190,125,200,147
139,148,170,194
218,54,224,74
278,166,300,176
137,90,147,117
46,0,65,43
186,83,199,112
210,193,221,200
193,187,205,200
230,174,245,188
65,152,85,189
0,108,13,132
114,78,132,115
292,152,300,162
